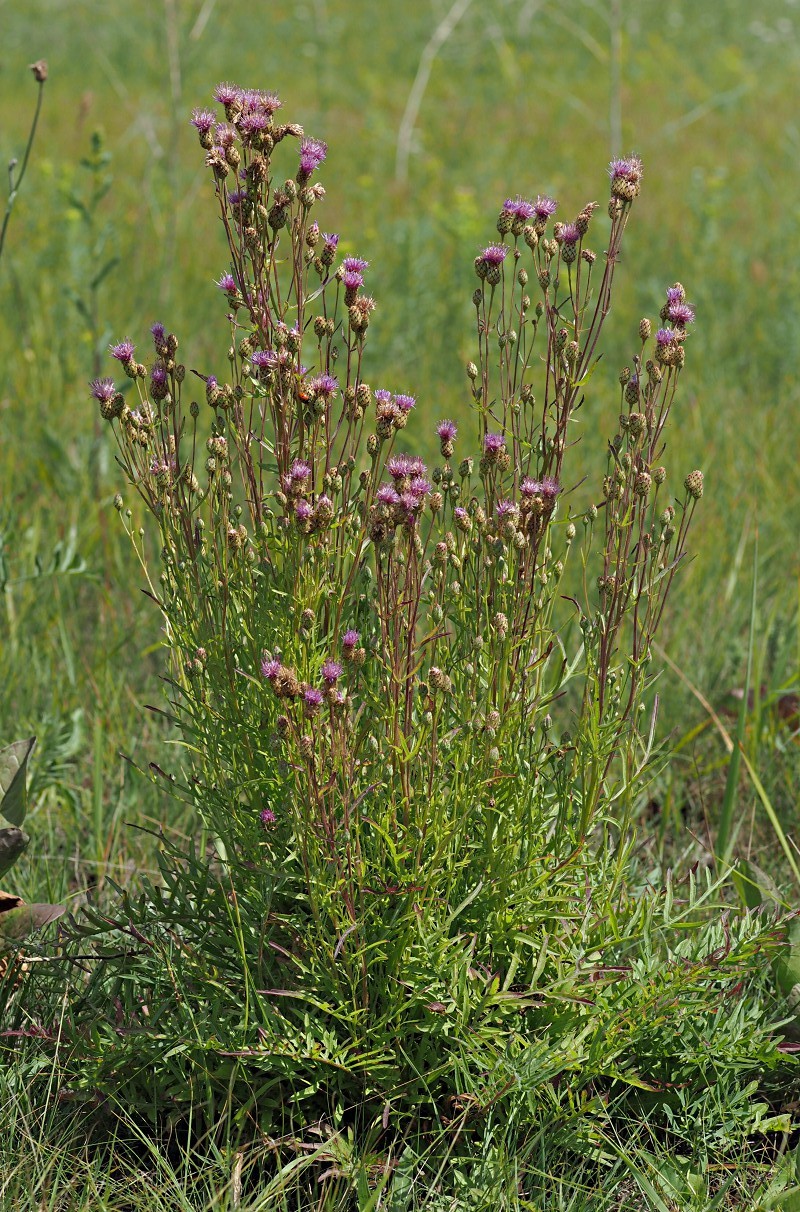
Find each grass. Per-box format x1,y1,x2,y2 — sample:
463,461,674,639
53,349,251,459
0,0,799,1206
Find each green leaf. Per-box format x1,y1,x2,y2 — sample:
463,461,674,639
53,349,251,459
0,827,29,879
0,737,36,827
0,902,64,943
774,920,800,998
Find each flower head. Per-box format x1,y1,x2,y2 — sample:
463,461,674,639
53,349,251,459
190,108,216,134
321,660,342,684
409,475,431,498
666,284,685,306
533,195,558,219
303,686,324,713
608,155,643,182
377,484,402,507
251,349,278,373
110,339,135,364
261,657,282,681
90,377,116,403
484,432,505,454
259,807,276,828
539,476,560,501
343,269,363,291
298,137,327,178
294,499,313,522
342,629,360,650
239,111,269,137
504,195,535,220
655,327,675,346
322,232,339,252
496,498,517,519
216,272,238,293
289,459,311,483
214,123,237,150
394,393,416,414
374,388,393,406
436,419,458,442
387,453,414,480
213,82,240,107
342,256,369,273
668,302,695,327
151,322,166,346
559,222,580,245
480,243,509,266
309,373,338,400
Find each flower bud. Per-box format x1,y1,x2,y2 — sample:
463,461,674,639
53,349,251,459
684,469,704,499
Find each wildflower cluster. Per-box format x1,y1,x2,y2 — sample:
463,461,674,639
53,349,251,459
95,87,703,1015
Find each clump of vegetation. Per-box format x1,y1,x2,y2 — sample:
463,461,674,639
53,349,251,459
5,80,795,1208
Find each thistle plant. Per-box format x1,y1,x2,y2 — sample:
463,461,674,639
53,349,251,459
79,84,785,1147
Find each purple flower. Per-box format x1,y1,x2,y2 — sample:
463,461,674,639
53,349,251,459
407,456,427,477
343,270,363,291
228,189,248,206
539,476,560,501
251,348,277,370
668,302,695,326
374,388,393,406
90,377,116,403
436,419,458,442
533,195,558,219
342,629,360,650
260,807,276,827
377,484,402,507
608,155,643,182
190,108,216,134
309,373,338,400
259,91,282,115
206,374,218,391
110,339,135,364
321,660,342,684
665,286,684,306
504,195,535,220
520,477,539,498
454,506,469,523
400,491,422,514
294,500,313,522
303,686,324,713
394,393,416,414
496,498,516,518
261,658,282,680
342,256,369,273
151,322,166,346
239,111,269,136
298,137,327,178
560,223,580,245
322,232,339,252
214,123,237,149
290,459,311,483
480,243,509,266
151,365,168,390
655,327,675,346
216,272,238,293
213,82,240,106
484,432,505,454
409,476,431,498
387,454,414,480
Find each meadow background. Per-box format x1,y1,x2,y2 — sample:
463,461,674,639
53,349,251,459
0,0,799,1204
